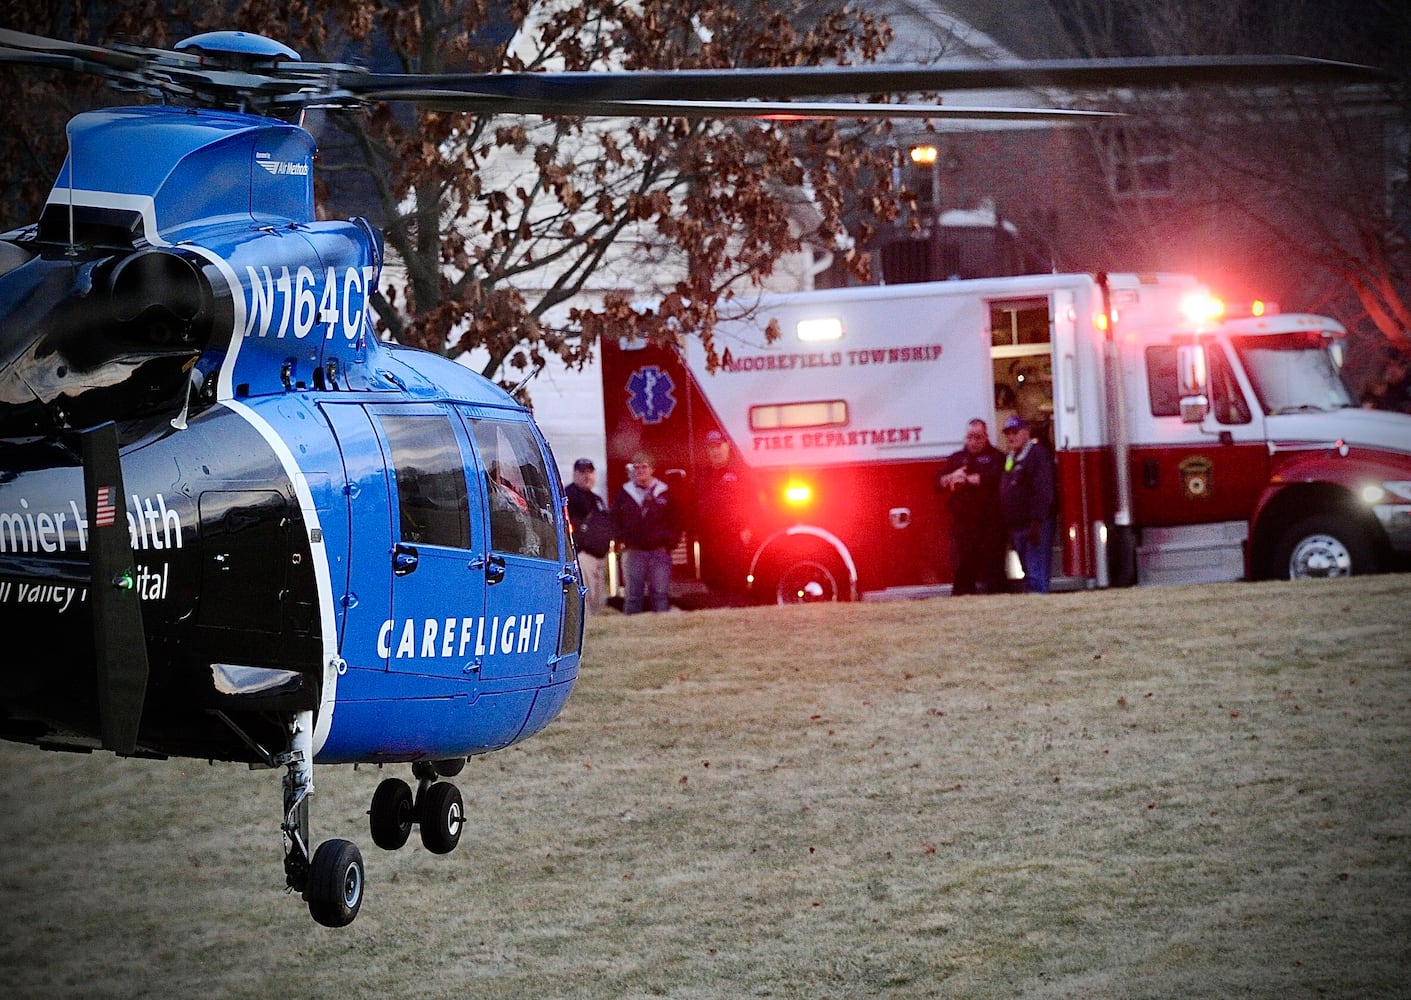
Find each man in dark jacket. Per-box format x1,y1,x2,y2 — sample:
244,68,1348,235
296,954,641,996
694,430,758,606
565,458,610,612
936,418,1007,595
611,451,680,613
999,415,1055,594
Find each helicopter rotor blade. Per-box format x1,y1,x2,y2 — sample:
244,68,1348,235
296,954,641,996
2,27,1388,121
80,422,150,757
341,55,1387,108
0,27,147,70
357,93,1121,121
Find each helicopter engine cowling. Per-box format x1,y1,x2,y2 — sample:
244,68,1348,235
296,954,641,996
0,244,215,436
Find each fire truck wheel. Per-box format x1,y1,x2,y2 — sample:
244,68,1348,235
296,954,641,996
772,555,846,604
1273,514,1377,580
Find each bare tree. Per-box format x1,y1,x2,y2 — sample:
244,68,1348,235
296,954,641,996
1,0,906,387
1041,0,1411,362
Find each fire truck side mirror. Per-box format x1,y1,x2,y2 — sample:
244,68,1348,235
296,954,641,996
1177,344,1210,424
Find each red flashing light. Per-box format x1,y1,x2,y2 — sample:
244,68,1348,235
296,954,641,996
784,482,812,506
1181,292,1225,325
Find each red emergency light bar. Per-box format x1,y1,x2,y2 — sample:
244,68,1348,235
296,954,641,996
1183,292,1280,324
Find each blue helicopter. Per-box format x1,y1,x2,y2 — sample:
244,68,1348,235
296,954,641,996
0,27,1377,926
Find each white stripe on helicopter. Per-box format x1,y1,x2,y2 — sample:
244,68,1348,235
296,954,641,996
42,188,345,756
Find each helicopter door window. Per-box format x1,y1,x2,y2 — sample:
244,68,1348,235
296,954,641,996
379,413,471,549
465,419,560,562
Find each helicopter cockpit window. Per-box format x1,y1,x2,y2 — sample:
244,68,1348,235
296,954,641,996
466,418,560,562
380,413,471,549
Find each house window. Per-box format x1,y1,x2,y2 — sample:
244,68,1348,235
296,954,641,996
1107,130,1173,199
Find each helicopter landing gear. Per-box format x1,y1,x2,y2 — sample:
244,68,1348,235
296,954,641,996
368,777,415,850
277,711,365,928
306,838,365,928
419,779,464,854
367,760,465,856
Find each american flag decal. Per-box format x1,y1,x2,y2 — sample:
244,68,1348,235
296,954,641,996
94,486,117,527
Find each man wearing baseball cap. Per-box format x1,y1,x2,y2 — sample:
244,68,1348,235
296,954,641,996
610,451,680,613
695,429,758,606
566,458,611,612
999,416,1055,593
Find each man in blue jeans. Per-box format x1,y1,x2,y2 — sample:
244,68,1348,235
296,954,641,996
999,416,1055,593
610,451,680,613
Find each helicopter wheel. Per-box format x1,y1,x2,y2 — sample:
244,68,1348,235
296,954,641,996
369,777,415,851
305,838,365,928
419,781,465,855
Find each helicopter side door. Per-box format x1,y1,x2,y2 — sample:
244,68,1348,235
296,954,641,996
456,408,574,681
320,401,396,672
370,404,487,680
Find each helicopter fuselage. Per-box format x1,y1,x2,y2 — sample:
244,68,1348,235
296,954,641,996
0,103,584,768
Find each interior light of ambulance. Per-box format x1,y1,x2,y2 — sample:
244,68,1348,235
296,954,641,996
797,317,844,342
909,144,939,165
1094,312,1109,332
1251,300,1266,317
784,481,813,506
749,400,848,430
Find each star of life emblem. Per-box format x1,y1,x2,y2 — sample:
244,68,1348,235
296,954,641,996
625,365,677,425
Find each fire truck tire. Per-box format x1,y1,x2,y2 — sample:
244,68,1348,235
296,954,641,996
1272,514,1378,580
769,553,848,604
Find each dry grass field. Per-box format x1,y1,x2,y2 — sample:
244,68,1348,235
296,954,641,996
2,576,1408,999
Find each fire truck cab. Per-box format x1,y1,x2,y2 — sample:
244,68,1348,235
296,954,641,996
600,273,1411,602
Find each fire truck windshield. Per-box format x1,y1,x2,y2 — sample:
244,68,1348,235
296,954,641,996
1230,331,1353,415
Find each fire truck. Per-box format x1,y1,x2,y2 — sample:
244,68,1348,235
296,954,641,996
599,273,1411,602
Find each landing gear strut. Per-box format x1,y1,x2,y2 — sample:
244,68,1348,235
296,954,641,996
213,707,367,928
278,711,365,927
368,759,466,856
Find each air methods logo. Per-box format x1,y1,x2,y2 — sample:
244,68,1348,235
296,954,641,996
254,151,310,176
625,366,676,425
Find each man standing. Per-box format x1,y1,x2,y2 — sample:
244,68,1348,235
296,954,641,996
999,415,1055,594
936,418,1007,596
611,451,680,613
694,429,758,606
565,458,610,613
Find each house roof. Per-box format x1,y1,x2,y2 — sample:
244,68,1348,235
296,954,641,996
871,0,1077,62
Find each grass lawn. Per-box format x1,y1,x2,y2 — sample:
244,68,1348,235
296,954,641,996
2,576,1408,999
